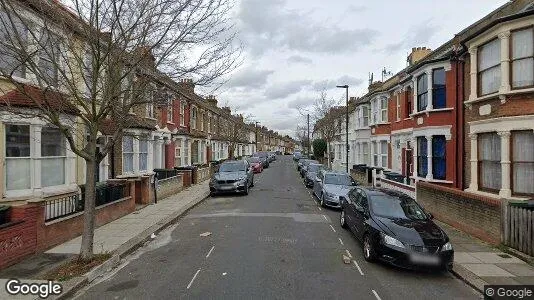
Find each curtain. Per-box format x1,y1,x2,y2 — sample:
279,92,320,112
513,131,534,194
479,39,501,70
417,137,427,177
480,66,501,95
432,136,446,180
512,58,534,88
6,159,31,190
479,133,501,190
512,29,533,59
42,158,65,187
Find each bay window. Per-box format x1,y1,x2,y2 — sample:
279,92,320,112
191,107,197,129
371,100,378,124
41,127,65,187
362,105,369,126
175,140,182,167
5,124,31,190
122,136,134,173
417,137,428,177
417,74,428,111
432,68,446,109
511,28,534,88
478,38,501,96
512,131,534,195
380,141,388,167
478,132,501,191
139,139,148,172
396,94,400,121
405,87,412,118
380,98,388,122
373,142,378,166
167,96,173,123
0,11,27,78
432,135,446,180
184,140,190,165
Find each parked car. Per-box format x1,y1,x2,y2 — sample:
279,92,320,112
268,152,276,162
293,151,302,161
313,171,357,208
300,159,319,177
296,156,309,171
252,152,270,168
247,157,263,173
275,151,282,155
304,163,324,188
209,160,254,195
339,187,454,271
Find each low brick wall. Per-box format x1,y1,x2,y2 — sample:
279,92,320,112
416,181,502,244
176,170,192,188
0,205,40,269
157,175,183,200
196,166,211,183
351,168,370,186
378,177,415,199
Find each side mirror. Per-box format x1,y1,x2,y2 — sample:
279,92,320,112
315,177,322,183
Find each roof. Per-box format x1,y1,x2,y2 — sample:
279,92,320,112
0,84,78,114
99,116,156,135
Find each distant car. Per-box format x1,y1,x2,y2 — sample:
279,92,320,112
293,152,302,161
300,159,319,177
296,157,309,171
268,152,276,162
247,157,263,173
276,151,282,155
252,152,270,168
209,160,254,195
340,188,453,271
313,171,357,208
304,163,324,188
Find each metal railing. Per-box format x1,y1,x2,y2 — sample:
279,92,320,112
45,194,83,222
154,169,179,180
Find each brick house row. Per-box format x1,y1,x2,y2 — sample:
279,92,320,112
326,0,534,206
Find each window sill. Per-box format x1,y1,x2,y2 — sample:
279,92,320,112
466,87,534,105
370,122,391,127
410,176,452,184
410,108,453,117
167,121,175,125
403,117,412,121
144,117,157,121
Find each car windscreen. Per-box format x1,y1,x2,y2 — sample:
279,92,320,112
219,162,246,172
304,160,318,166
370,195,428,220
307,164,323,173
247,157,261,163
324,174,351,185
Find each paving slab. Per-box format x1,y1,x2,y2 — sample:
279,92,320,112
454,252,483,264
470,252,524,264
462,263,515,277
497,263,534,277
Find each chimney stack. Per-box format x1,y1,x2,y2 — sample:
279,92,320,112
179,78,195,93
206,95,218,106
407,46,432,66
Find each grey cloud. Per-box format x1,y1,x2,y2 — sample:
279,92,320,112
383,19,440,54
268,118,300,131
226,67,274,89
346,5,367,13
264,79,313,99
239,0,378,56
312,75,364,90
287,96,313,109
287,55,313,65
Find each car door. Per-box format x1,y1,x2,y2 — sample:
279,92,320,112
313,172,323,197
352,190,369,241
345,188,359,230
246,161,253,183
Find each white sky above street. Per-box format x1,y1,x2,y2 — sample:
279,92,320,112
211,0,506,137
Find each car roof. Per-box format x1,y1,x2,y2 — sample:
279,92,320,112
308,163,323,167
221,160,246,164
322,170,350,176
356,187,415,200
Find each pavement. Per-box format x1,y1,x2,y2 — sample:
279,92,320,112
0,180,210,300
72,156,478,300
436,220,534,292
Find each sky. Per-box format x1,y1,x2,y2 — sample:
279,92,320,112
211,0,506,138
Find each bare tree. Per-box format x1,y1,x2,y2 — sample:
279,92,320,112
0,0,240,259
218,107,252,159
298,90,342,168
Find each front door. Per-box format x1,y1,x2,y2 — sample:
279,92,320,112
405,148,413,180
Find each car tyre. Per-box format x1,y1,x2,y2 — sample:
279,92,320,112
243,181,249,195
363,234,377,262
340,210,347,229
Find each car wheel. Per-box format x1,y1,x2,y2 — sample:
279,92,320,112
363,234,376,262
320,194,325,207
250,177,254,187
243,182,249,195
340,210,347,229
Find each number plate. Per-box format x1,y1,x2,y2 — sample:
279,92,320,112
410,253,440,265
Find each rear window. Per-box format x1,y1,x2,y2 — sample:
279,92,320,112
308,164,323,173
370,195,428,220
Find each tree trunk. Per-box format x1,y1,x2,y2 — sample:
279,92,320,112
80,157,97,260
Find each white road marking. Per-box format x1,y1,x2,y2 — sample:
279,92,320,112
345,249,352,258
353,260,364,275
206,246,215,258
338,237,344,246
187,268,201,289
329,224,336,233
322,215,328,221
372,290,381,300
318,207,322,211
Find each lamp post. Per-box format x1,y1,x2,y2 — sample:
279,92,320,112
336,84,349,173
255,121,260,152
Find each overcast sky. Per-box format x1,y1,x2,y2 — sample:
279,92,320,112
211,0,505,137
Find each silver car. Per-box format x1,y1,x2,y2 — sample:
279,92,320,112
313,170,357,208
209,160,254,195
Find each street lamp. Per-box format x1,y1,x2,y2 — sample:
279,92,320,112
336,84,349,173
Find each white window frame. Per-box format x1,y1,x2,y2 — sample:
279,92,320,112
191,106,197,130
380,97,388,123
180,101,185,126
396,93,401,121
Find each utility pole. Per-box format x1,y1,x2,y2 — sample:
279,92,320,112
255,121,259,152
336,84,349,173
307,113,310,157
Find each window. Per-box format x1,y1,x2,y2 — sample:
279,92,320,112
41,127,66,187
167,95,173,123
417,137,428,177
207,114,211,133
184,140,189,165
363,142,369,165
0,11,27,78
373,142,378,166
362,106,369,126
380,97,388,122
175,140,182,167
432,135,446,180
38,30,60,87
123,136,134,173
511,28,534,88
5,124,31,190
417,73,428,111
478,132,501,191
432,68,446,109
191,107,197,130
478,39,501,96
139,139,148,171
371,100,378,124
405,87,412,118
356,143,361,163
336,144,341,160
219,142,224,160
396,93,401,121
146,88,155,118
180,101,186,126
380,141,388,167
512,131,534,195
200,112,204,131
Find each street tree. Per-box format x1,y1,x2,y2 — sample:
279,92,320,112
0,0,240,259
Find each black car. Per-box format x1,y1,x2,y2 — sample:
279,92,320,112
304,163,324,188
300,159,319,177
252,152,270,168
339,188,453,271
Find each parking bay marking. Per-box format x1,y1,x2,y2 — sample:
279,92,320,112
329,224,336,233
187,268,201,289
206,246,215,258
322,215,328,221
338,237,344,246
345,249,352,258
372,290,381,300
353,260,364,275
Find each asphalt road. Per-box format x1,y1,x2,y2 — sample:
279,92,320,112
75,156,480,300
